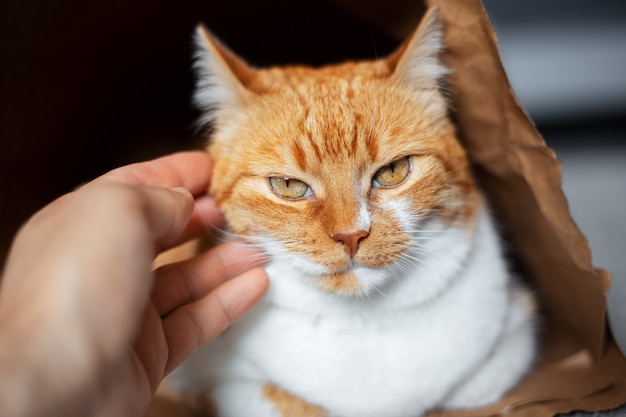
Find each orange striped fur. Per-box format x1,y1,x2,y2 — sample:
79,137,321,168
200,8,477,295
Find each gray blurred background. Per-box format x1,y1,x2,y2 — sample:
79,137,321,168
482,1,626,414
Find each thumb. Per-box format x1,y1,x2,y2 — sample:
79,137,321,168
134,186,196,249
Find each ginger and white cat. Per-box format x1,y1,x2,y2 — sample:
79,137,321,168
168,8,538,417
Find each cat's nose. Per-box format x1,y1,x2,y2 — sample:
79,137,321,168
332,230,369,258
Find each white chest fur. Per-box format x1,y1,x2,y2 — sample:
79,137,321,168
171,205,535,417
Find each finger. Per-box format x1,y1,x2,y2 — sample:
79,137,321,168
152,241,267,317
162,267,270,374
92,151,212,195
132,186,197,248
162,195,225,250
30,183,206,256
28,152,212,232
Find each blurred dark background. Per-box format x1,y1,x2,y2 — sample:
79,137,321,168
0,0,406,266
1,0,625,375
1,0,625,414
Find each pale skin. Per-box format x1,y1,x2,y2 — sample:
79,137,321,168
0,151,269,417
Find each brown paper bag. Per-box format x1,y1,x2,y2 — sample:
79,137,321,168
419,0,626,415
149,1,626,416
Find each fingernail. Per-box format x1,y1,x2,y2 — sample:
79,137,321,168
195,195,226,226
171,187,191,196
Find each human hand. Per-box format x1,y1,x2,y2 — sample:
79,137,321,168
0,151,269,417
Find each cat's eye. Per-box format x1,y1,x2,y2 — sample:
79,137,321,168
372,156,411,188
269,177,311,200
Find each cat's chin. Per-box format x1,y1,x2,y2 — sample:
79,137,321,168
313,267,390,297
316,272,362,296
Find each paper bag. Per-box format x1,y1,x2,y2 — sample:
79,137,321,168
417,0,626,415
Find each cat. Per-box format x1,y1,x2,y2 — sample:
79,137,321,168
167,7,538,417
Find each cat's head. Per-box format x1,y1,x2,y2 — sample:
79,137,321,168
194,8,477,297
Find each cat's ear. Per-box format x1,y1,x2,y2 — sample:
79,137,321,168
388,7,448,91
193,25,255,126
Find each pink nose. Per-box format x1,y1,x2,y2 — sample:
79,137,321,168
332,230,369,258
